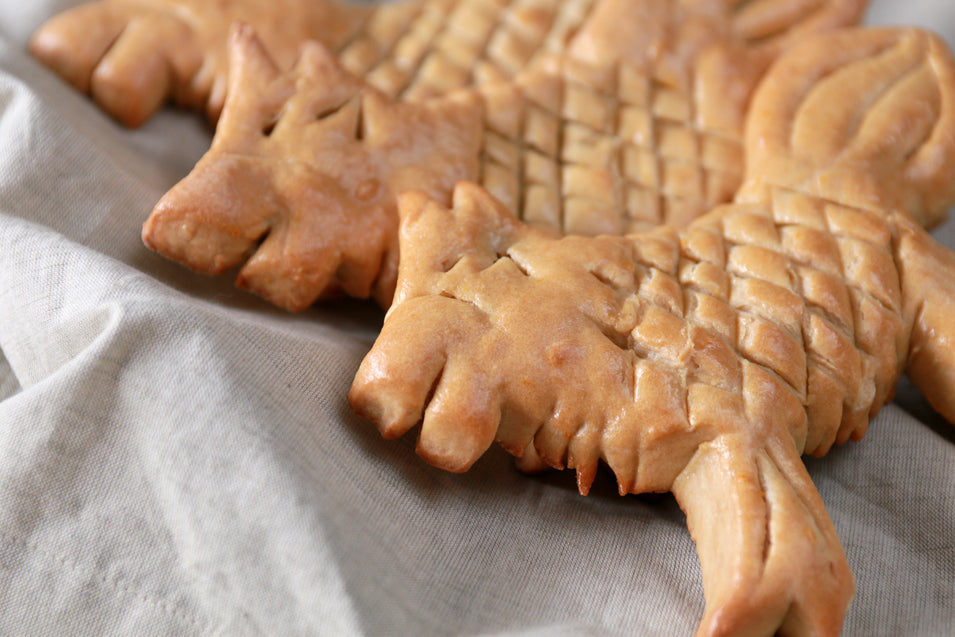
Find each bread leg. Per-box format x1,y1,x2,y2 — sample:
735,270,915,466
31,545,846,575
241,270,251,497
896,214,955,423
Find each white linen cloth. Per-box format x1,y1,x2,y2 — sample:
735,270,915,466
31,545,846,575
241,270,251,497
0,1,952,635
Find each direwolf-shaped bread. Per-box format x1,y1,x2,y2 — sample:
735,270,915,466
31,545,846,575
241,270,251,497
140,0,876,312
348,28,955,636
29,0,869,127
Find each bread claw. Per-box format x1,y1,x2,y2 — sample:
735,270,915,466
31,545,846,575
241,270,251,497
29,0,370,126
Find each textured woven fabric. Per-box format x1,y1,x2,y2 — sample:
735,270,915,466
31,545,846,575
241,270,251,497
0,1,952,635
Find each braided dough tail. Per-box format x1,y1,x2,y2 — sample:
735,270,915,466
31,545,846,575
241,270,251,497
673,433,852,637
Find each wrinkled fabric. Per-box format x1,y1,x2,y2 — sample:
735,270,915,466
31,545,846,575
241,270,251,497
0,1,953,635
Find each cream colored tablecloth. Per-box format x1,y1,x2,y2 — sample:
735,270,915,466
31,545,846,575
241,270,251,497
1,1,953,635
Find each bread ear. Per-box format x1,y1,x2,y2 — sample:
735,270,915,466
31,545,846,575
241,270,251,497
216,23,287,139
741,27,955,228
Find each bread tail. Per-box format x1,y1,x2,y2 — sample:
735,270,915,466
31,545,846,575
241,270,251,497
672,433,853,637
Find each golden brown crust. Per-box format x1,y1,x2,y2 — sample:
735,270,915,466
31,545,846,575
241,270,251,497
33,0,868,127
142,25,483,310
896,212,955,425
348,26,955,636
138,0,873,310
351,171,926,483
349,180,885,635
740,27,955,229
29,0,371,127
672,434,853,637
30,0,874,309
474,53,751,236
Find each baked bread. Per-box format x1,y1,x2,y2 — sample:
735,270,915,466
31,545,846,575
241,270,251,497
28,0,370,127
29,0,869,127
140,0,874,311
348,27,955,636
143,25,485,310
